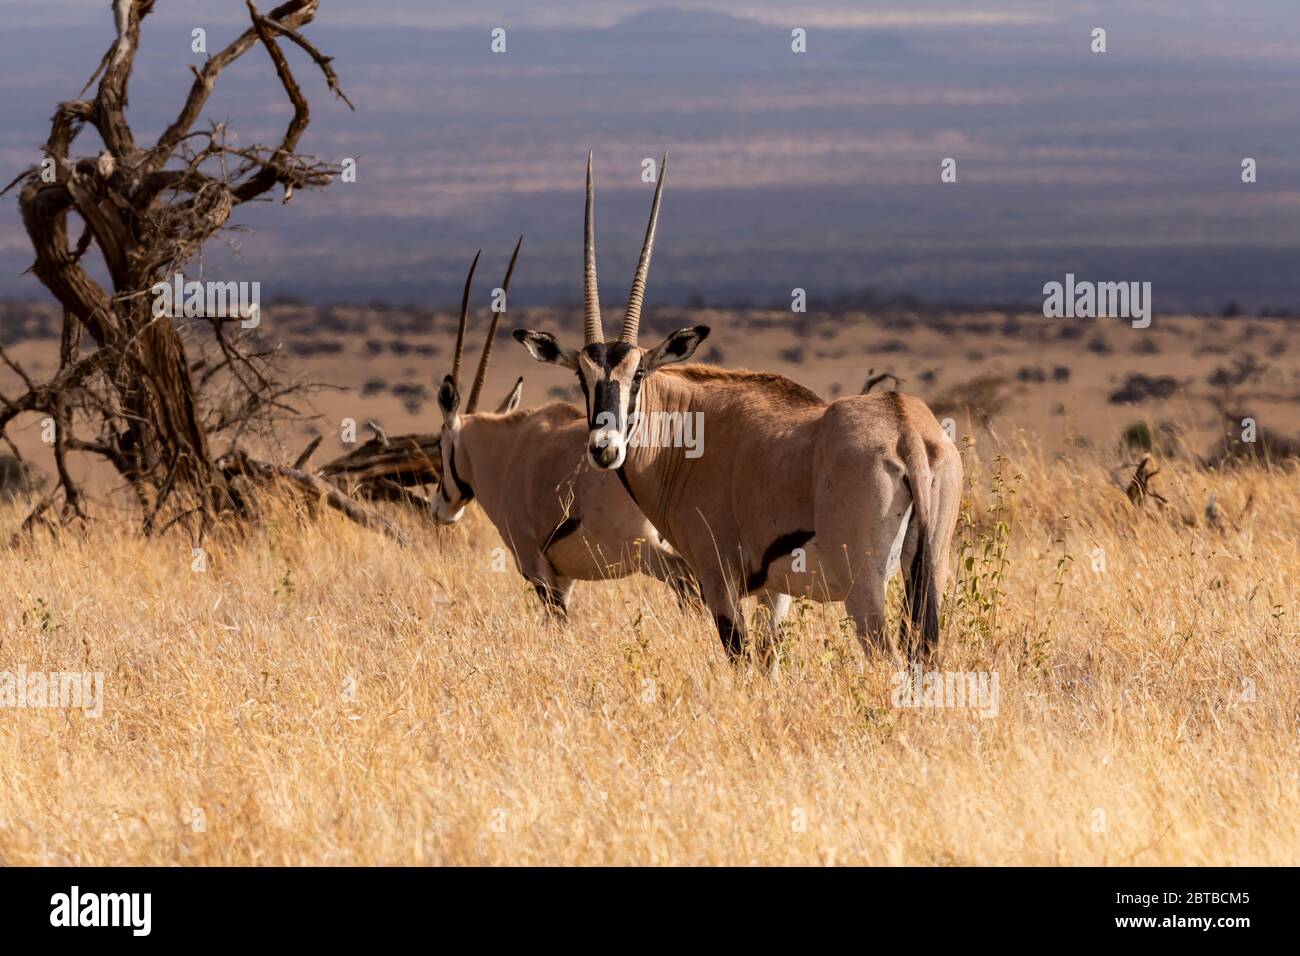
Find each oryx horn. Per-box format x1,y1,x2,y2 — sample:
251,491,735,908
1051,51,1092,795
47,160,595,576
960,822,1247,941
450,249,481,387
620,151,667,345
467,236,523,413
584,151,603,345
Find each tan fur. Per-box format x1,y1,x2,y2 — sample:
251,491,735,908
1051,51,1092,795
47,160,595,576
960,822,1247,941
663,365,825,407
610,364,961,664
441,401,696,616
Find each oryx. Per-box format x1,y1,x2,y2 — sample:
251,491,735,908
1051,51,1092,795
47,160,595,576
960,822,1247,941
432,239,697,618
514,153,962,663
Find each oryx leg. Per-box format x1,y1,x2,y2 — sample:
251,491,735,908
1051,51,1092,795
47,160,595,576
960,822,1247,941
750,590,793,674
533,577,574,621
527,558,574,622
844,579,889,657
696,571,758,666
929,451,963,603
648,551,702,611
666,565,703,611
822,462,912,660
631,531,703,612
756,590,792,655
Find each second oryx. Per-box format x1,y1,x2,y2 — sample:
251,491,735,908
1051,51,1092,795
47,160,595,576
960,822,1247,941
432,239,697,618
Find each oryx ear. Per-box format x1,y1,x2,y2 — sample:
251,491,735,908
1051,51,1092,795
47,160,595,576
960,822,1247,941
496,376,524,414
513,329,579,370
645,325,710,371
437,374,461,426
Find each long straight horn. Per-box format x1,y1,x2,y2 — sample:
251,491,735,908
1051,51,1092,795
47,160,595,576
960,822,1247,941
466,236,523,413
620,152,667,344
450,249,481,386
583,151,603,345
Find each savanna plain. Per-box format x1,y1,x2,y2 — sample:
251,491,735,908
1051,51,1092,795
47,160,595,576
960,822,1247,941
0,306,1296,865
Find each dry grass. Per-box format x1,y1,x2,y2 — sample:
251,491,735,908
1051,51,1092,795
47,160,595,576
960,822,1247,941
0,447,1296,866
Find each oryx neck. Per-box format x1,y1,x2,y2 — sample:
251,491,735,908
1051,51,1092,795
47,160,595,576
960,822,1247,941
619,370,699,534
454,413,519,497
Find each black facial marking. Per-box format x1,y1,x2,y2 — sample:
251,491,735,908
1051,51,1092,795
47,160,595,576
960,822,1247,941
441,438,474,504
579,341,641,433
582,341,635,366
745,529,816,594
592,379,622,430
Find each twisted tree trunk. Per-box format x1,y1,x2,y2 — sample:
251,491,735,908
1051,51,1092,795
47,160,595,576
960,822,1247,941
2,0,377,538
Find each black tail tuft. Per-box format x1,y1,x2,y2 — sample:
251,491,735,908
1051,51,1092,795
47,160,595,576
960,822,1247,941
905,531,940,661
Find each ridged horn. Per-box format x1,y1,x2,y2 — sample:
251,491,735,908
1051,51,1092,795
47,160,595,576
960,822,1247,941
450,249,481,387
583,151,603,345
620,151,667,344
466,236,523,413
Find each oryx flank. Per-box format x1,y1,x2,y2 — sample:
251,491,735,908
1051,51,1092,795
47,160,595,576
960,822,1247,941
433,239,697,618
515,153,962,664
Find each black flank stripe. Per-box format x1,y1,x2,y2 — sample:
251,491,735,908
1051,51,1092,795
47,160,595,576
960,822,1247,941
745,529,815,593
543,515,581,552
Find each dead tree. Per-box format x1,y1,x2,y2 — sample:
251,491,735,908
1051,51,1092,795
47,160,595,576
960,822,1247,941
1,0,379,539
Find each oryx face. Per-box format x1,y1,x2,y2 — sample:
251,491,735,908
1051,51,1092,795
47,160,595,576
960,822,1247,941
433,375,472,524
432,239,524,524
513,327,709,471
513,149,697,470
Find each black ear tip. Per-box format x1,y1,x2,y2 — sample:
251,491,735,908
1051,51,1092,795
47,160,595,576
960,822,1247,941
514,375,524,386
695,325,711,339
512,329,529,342
438,376,458,405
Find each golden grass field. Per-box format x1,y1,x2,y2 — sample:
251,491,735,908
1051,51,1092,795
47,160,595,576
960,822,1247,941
1,434,1295,865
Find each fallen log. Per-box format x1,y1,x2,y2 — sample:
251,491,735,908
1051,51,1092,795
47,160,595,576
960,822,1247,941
219,450,410,546
318,433,442,491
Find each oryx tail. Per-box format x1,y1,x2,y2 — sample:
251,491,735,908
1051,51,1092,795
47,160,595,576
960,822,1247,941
901,434,941,657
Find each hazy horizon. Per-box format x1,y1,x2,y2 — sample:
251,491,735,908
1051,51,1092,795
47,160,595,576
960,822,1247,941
2,1,1299,313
